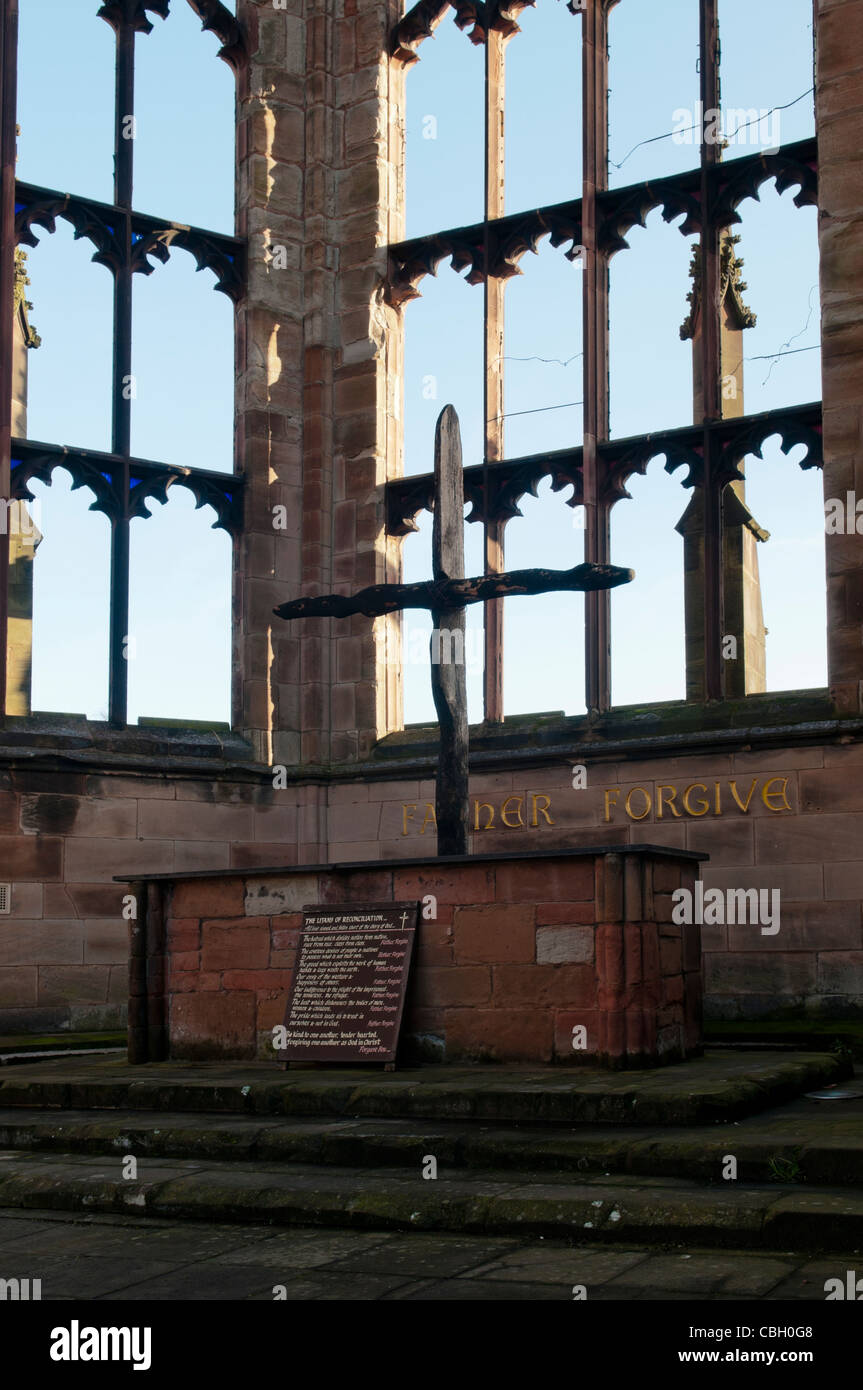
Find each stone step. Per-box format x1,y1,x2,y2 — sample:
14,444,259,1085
0,1150,861,1250
1,1106,861,1186
0,1051,848,1127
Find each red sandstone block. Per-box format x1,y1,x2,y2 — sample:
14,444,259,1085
0,791,18,834
392,865,495,906
257,995,286,1033
38,965,108,1005
596,922,625,990
269,950,297,970
230,843,298,871
404,1006,445,1035
682,923,701,972
172,951,200,972
660,938,683,976
415,943,454,968
417,920,454,951
167,928,200,956
623,922,645,986
491,963,595,1009
222,969,294,991
70,884,137,919
0,835,62,881
427,904,454,927
444,1007,553,1063
272,927,300,951
200,973,222,991
494,859,594,905
653,862,685,892
168,972,200,994
598,1010,626,1059
413,965,491,1008
201,918,270,972
167,918,200,942
170,991,256,1060
662,975,685,1006
320,870,394,904
535,901,595,927
0,966,36,1006
171,879,245,919
453,904,535,964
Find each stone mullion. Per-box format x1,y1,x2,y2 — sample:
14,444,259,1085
236,1,307,767
699,0,724,703
582,0,612,714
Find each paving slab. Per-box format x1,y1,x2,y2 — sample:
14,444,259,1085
0,1208,856,1300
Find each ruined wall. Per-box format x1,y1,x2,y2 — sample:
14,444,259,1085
2,0,863,1038
234,0,404,776
1,732,862,1032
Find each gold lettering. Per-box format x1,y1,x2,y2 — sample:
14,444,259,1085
604,788,620,822
530,792,555,827
501,795,525,828
625,786,652,821
682,783,709,816
762,776,792,812
656,785,681,819
714,781,722,816
420,802,437,834
473,800,495,831
729,778,758,813
401,804,416,837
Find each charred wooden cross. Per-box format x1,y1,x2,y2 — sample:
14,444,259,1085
274,406,633,856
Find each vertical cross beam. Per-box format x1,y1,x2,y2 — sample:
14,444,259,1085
582,0,612,713
430,405,468,855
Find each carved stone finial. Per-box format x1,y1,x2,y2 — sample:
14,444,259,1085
13,249,40,349
680,233,757,341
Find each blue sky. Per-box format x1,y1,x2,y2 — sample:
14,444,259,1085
14,0,823,729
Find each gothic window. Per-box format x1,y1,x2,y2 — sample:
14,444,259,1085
388,0,822,720
1,0,245,727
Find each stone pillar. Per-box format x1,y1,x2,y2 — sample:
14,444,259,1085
817,0,863,715
6,250,40,716
679,234,767,700
235,0,404,774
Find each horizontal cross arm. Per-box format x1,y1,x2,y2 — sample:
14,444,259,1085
273,562,633,622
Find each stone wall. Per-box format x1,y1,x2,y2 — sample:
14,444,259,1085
234,0,404,773
1,726,862,1032
139,848,702,1066
2,0,863,1039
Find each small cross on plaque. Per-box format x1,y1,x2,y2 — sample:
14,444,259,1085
274,406,633,855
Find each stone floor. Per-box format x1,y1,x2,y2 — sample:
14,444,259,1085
0,1208,855,1301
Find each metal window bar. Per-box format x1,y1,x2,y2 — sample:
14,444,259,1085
389,0,819,719
0,0,246,729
